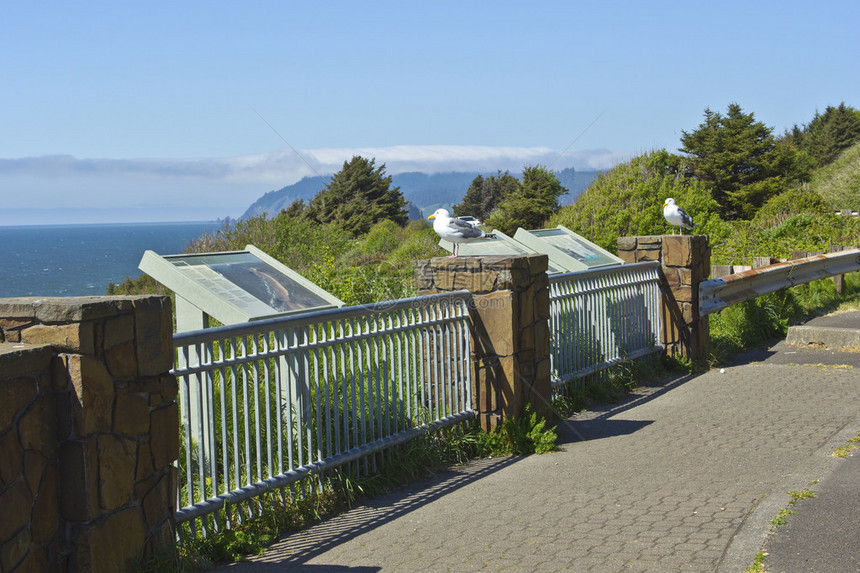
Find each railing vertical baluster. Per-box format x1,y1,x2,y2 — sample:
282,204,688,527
172,292,478,532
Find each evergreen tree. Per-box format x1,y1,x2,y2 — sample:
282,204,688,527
452,170,519,221
799,102,860,167
305,156,407,236
485,165,567,235
679,103,800,219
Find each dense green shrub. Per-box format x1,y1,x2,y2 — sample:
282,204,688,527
549,150,725,253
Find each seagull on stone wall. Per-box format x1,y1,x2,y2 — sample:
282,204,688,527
663,198,697,235
428,208,497,257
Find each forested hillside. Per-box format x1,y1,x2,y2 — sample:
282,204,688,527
241,167,599,219
111,101,860,304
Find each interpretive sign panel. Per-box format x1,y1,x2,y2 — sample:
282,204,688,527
139,244,343,325
514,226,623,272
442,230,567,274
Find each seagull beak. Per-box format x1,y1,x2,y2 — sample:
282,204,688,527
428,214,436,220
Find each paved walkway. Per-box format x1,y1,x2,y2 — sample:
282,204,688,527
215,319,860,572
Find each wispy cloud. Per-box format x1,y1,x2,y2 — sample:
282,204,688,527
0,145,633,223
0,145,632,186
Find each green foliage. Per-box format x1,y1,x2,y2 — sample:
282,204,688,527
305,156,408,236
481,404,558,455
711,188,860,265
680,103,808,219
452,171,519,221
549,150,723,253
795,102,860,167
812,141,860,210
770,508,796,527
106,272,169,296
485,165,568,235
744,552,767,573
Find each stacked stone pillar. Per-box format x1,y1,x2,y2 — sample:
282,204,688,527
0,296,177,572
415,255,552,431
617,235,710,362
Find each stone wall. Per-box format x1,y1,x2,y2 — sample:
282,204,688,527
617,235,710,361
0,296,177,573
416,255,552,430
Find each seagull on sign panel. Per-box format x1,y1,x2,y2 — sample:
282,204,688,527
663,198,697,235
428,208,497,257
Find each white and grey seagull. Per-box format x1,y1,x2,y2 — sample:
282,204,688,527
428,208,497,256
662,198,697,235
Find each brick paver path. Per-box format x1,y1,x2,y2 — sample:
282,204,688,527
217,351,860,572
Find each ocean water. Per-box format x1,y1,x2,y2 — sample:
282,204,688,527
0,221,221,297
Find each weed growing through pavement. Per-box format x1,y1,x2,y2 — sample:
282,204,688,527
787,489,817,503
834,431,860,458
743,551,767,573
770,508,796,527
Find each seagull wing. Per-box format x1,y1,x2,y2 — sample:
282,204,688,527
676,206,696,229
444,217,486,239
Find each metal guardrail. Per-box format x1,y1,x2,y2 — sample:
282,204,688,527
548,262,663,392
171,291,474,534
699,249,860,316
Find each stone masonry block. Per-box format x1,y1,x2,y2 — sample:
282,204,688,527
670,285,693,303
434,270,456,290
31,462,59,544
662,268,681,288
68,355,115,436
59,438,100,521
98,434,136,511
0,430,23,488
104,314,135,349
105,340,138,379
18,389,57,458
0,480,30,541
0,343,52,381
662,235,694,267
113,392,151,435
470,291,515,357
22,323,95,355
617,236,637,251
33,297,132,324
635,249,660,262
141,472,173,530
0,375,38,430
132,296,173,377
76,506,146,573
0,299,39,320
149,403,179,470
636,235,663,246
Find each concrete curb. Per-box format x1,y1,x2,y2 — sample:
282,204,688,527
717,416,860,572
785,325,860,350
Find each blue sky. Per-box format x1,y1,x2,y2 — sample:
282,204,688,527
1,1,857,224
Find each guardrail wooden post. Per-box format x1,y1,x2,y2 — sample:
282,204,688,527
415,255,552,431
618,235,710,362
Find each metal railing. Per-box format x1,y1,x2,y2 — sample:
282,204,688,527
699,248,860,316
171,290,475,534
548,262,663,392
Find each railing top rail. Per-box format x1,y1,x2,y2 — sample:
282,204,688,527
548,261,660,284
173,289,473,346
699,248,860,316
